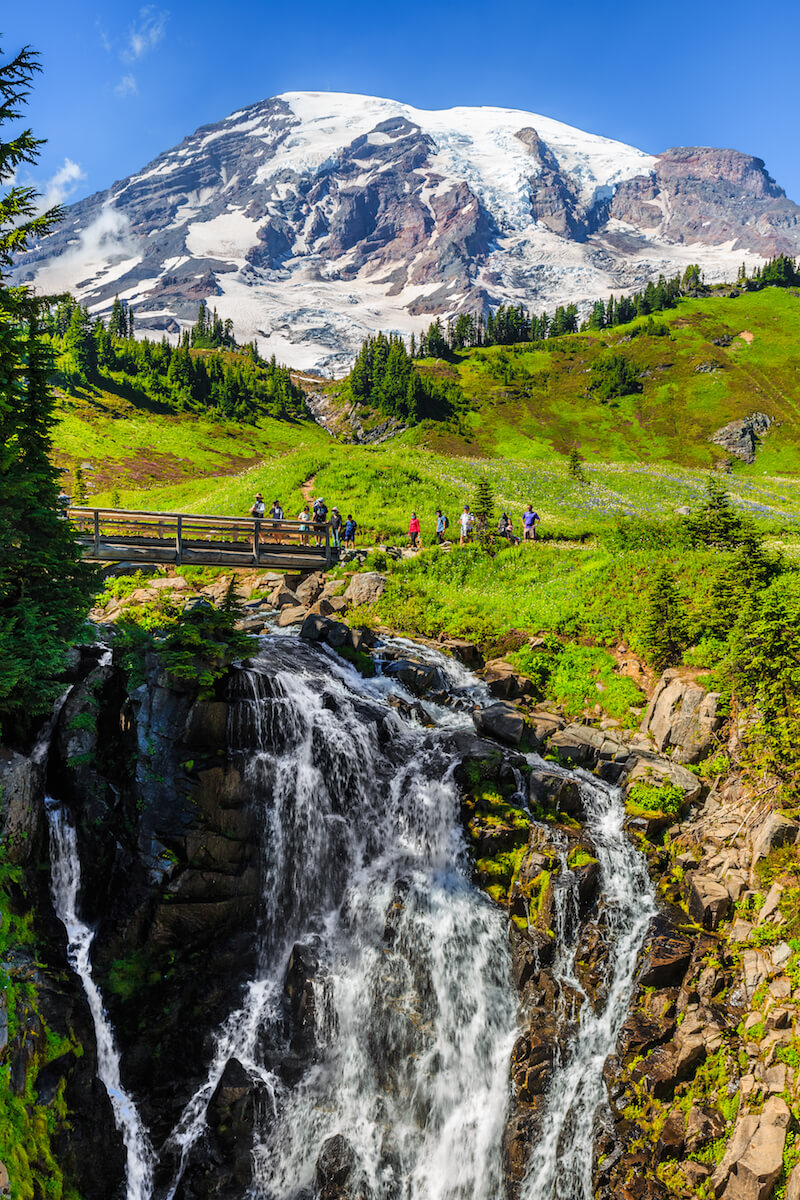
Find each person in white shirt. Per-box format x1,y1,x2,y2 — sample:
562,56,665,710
459,505,474,546
249,492,266,518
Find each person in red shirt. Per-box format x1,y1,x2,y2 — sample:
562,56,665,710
409,511,422,549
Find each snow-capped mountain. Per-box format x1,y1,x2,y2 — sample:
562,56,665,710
17,92,800,372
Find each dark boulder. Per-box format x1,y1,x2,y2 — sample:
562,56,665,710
638,916,694,988
473,702,525,747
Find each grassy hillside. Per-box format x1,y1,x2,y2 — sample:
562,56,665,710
415,288,800,471
50,288,800,540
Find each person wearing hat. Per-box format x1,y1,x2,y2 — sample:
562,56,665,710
330,506,343,550
249,493,265,558
312,496,328,546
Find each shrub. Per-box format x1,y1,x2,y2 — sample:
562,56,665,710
626,781,685,817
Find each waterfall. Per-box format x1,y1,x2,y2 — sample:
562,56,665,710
520,771,657,1200
47,801,156,1200
46,634,657,1200
164,639,516,1200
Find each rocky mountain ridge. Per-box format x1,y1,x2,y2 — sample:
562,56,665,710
16,92,800,371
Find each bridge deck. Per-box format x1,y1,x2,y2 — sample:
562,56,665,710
68,507,337,571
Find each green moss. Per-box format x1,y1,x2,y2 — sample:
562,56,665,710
334,644,376,677
568,847,597,870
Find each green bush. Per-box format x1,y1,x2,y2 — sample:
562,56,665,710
626,781,686,817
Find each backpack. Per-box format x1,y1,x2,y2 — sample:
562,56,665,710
443,514,450,529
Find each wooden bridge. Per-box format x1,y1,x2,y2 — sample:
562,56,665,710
68,507,338,571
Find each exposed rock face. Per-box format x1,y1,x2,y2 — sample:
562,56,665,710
611,149,799,255
710,412,773,463
343,571,387,607
17,95,800,371
642,670,723,764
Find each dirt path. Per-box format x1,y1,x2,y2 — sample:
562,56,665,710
301,473,317,505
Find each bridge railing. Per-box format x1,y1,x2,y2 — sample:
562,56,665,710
66,507,334,567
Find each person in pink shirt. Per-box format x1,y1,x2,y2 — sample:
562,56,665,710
409,511,422,549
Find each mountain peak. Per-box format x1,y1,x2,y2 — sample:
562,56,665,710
16,92,800,372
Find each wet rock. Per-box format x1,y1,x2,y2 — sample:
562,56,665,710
284,941,320,1052
384,658,447,697
641,671,723,764
441,638,484,668
638,916,694,988
343,572,387,607
0,749,44,865
711,1095,790,1200
277,604,308,627
510,924,555,989
183,700,228,748
528,771,582,817
482,659,534,700
617,1010,675,1059
205,1058,256,1188
510,1021,558,1102
688,875,730,930
316,1134,364,1200
300,613,334,642
473,702,525,747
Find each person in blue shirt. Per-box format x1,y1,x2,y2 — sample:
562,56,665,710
435,509,450,544
522,505,540,541
343,515,357,548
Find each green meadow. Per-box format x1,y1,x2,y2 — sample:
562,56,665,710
51,287,800,543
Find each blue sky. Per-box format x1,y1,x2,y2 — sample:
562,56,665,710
5,0,800,208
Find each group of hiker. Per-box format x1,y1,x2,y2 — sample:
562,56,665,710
248,494,357,549
421,503,539,548
248,491,540,552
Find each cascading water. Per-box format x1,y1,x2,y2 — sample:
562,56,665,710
47,800,156,1200
164,638,517,1200
46,633,657,1200
520,768,657,1200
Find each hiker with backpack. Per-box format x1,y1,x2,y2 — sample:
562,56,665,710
435,509,450,544
312,497,328,546
409,512,422,549
343,514,357,549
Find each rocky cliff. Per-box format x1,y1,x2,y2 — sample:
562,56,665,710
2,589,799,1199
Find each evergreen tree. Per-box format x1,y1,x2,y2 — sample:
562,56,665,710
685,475,759,551
0,43,95,736
472,474,494,526
567,448,586,482
73,465,87,504
640,566,689,672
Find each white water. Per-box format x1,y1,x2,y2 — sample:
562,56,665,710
520,769,657,1200
46,636,656,1200
47,801,156,1200
164,637,516,1199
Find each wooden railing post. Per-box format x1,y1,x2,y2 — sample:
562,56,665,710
175,516,183,565
93,510,100,557
253,519,260,566
325,521,331,568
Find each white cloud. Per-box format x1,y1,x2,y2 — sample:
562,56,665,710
31,158,86,214
115,74,138,98
30,205,139,294
124,7,168,62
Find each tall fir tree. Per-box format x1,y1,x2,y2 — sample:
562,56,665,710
0,43,95,736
